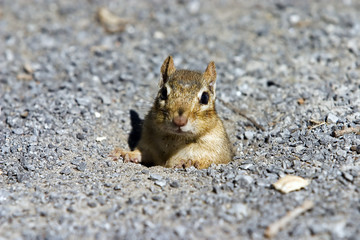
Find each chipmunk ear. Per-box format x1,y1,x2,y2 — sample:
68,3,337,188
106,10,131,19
160,56,176,84
204,61,217,93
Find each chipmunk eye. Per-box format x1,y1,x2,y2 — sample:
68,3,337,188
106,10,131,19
200,92,209,105
160,87,167,100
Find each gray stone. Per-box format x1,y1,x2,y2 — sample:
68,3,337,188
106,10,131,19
326,113,339,123
0,190,10,203
155,180,167,187
239,164,255,170
100,95,112,105
228,203,248,220
75,97,92,106
151,195,163,201
60,166,71,175
240,175,254,185
76,162,86,171
149,174,163,181
174,225,187,237
1,146,10,154
337,149,347,157
87,201,97,208
170,181,180,188
342,171,353,182
13,128,24,135
244,131,255,140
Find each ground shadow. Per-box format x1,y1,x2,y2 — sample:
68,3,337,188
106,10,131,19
128,110,143,151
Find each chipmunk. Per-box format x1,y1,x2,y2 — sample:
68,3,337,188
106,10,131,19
110,56,233,169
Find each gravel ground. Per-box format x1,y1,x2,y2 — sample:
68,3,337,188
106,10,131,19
1,0,360,239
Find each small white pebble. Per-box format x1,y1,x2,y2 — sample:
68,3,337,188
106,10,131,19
96,136,107,142
153,31,165,39
289,14,300,24
94,112,101,118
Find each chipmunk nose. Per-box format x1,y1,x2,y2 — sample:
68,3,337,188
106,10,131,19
173,115,188,127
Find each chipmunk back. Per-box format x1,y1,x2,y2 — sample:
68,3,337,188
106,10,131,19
111,56,232,169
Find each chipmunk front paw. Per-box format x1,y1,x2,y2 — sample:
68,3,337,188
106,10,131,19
109,148,142,164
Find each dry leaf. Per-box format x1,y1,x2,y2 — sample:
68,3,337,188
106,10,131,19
273,175,310,193
97,7,128,33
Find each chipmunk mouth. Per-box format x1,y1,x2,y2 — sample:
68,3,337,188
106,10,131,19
175,127,187,134
161,119,195,135
173,123,195,135
167,126,187,134
172,129,193,136
162,124,194,135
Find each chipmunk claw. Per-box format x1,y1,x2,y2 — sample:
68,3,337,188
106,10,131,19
123,151,141,163
173,159,199,169
109,148,142,164
108,147,123,161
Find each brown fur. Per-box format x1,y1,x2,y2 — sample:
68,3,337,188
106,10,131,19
110,56,233,169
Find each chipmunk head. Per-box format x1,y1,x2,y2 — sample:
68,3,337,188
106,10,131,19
153,56,218,137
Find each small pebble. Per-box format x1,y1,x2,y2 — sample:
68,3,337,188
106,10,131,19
155,180,167,187
170,181,180,188
87,201,97,208
13,128,24,135
240,164,254,170
151,195,162,201
76,162,86,171
94,112,101,118
244,131,255,140
342,171,353,182
174,225,187,237
76,133,85,140
96,136,107,142
97,196,106,205
149,174,163,181
67,206,75,213
20,111,29,118
60,166,71,175
326,113,339,123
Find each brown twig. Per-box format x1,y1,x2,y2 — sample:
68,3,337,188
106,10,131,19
264,200,314,238
333,126,360,138
268,113,285,127
218,98,265,131
307,119,326,130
